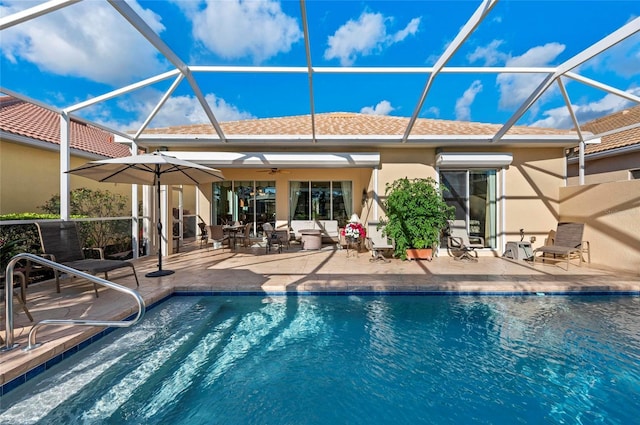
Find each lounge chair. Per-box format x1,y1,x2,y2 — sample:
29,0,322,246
365,222,394,263
446,220,484,262
532,222,590,270
262,223,289,254
206,225,230,252
35,221,140,297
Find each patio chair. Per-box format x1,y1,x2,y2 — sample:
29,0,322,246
35,221,140,297
364,222,394,263
532,222,590,271
262,223,289,254
235,223,253,248
446,220,484,262
206,225,230,252
198,222,208,249
1,270,34,328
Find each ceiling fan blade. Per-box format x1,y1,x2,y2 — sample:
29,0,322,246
257,168,288,174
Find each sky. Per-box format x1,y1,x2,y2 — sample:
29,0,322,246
1,0,639,134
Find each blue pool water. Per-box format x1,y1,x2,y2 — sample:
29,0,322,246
1,295,639,424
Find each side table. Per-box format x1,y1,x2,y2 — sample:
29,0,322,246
300,229,322,250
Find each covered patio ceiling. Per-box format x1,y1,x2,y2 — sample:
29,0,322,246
1,0,639,150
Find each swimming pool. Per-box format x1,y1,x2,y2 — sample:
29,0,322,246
1,295,639,424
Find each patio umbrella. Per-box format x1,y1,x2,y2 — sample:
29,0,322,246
66,151,224,277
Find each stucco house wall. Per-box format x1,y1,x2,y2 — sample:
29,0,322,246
192,146,568,259
0,141,134,215
567,151,640,185
559,180,640,275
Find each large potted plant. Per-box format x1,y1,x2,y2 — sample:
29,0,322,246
380,177,454,260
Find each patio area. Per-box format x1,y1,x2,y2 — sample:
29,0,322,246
2,238,640,390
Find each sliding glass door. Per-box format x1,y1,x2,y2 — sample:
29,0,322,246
440,170,496,248
212,180,276,237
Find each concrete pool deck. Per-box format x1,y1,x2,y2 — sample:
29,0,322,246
2,239,639,390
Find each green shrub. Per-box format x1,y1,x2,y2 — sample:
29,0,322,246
40,188,131,250
380,177,455,260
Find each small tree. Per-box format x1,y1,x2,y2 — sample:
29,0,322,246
380,177,454,260
40,188,129,250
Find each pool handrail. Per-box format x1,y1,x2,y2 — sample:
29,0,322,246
3,253,146,352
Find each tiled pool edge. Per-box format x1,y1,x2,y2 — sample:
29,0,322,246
3,287,639,396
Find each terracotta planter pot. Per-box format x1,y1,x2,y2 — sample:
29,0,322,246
406,248,433,261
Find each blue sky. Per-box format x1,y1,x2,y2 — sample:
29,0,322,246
1,0,638,133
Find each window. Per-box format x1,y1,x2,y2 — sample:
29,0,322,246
440,170,497,248
290,181,352,226
213,180,276,236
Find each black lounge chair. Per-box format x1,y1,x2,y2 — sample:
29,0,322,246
35,221,140,297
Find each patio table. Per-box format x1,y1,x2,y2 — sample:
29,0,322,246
300,229,322,250
223,224,246,250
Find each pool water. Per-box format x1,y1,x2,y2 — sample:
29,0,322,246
1,295,639,424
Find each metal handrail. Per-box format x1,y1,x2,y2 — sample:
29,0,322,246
3,253,145,352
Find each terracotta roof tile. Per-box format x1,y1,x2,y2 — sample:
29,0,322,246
580,104,640,155
143,112,574,137
0,96,131,158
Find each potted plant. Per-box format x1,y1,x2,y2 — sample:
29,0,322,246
380,177,454,260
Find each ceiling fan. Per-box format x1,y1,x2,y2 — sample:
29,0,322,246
258,168,290,175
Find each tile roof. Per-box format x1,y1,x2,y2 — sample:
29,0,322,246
143,112,574,137
580,104,640,155
0,96,131,158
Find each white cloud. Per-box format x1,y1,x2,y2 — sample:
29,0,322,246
360,100,395,115
324,12,420,66
496,43,565,114
391,17,421,43
158,93,255,124
467,40,566,113
497,43,566,111
179,0,302,63
530,87,640,129
584,32,640,79
424,106,440,118
455,80,483,121
89,89,254,132
467,40,508,66
0,1,167,85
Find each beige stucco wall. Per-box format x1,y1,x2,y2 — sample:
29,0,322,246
364,148,436,224
365,147,567,255
0,141,133,214
559,180,640,275
503,148,567,251
567,151,640,185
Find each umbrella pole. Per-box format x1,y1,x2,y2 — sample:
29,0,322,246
146,175,175,277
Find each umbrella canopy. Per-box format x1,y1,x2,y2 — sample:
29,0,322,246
67,151,225,277
66,151,224,185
